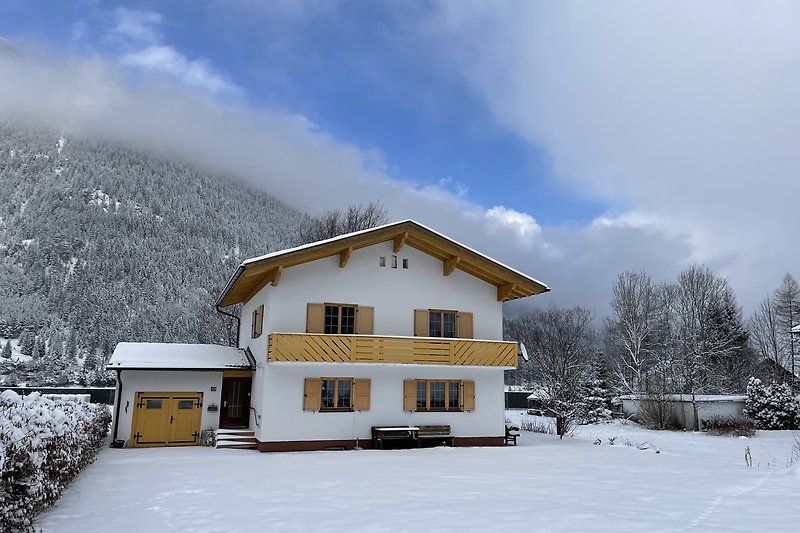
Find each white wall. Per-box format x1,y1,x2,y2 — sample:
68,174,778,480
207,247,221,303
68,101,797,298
241,241,503,359
256,362,505,443
114,370,223,444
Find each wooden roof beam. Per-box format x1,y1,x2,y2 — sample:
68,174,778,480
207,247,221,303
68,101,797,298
243,266,282,303
339,247,352,268
270,266,282,287
393,231,408,253
497,283,515,301
443,256,461,276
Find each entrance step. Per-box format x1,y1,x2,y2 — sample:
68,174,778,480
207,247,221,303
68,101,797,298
214,428,257,450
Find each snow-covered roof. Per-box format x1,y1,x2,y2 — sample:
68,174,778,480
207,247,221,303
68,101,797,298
217,219,550,306
619,394,746,402
527,389,551,400
107,343,252,370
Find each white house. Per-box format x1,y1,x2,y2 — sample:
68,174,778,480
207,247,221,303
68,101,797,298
107,220,549,451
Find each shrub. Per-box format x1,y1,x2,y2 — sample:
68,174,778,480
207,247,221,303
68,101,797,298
519,418,555,434
744,377,798,430
0,390,111,532
702,415,756,437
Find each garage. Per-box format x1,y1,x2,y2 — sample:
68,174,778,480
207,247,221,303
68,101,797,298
130,391,203,447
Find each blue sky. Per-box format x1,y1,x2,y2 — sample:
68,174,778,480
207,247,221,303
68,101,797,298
2,1,799,314
0,0,604,226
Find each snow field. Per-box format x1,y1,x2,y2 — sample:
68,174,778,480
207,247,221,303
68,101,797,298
37,412,800,532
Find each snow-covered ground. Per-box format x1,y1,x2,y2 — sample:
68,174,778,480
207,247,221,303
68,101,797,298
38,411,800,532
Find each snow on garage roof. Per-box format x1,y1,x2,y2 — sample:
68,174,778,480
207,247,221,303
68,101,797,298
107,343,252,370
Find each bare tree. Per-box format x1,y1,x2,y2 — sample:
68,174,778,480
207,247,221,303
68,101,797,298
523,306,596,438
300,201,389,244
604,271,661,394
670,265,748,429
774,273,800,389
604,272,680,427
749,296,784,381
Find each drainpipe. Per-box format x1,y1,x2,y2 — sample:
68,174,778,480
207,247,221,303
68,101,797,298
110,369,124,447
215,264,245,347
216,304,241,347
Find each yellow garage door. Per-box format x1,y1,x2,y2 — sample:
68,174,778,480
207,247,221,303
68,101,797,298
131,392,203,447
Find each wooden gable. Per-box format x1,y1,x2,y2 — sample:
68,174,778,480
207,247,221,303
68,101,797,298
217,220,549,307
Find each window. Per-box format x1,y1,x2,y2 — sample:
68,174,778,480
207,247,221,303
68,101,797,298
402,258,408,269
391,255,398,268
307,303,374,335
429,310,457,338
415,309,472,339
379,256,386,267
304,378,371,411
251,304,264,338
321,378,352,410
410,380,464,411
324,304,356,334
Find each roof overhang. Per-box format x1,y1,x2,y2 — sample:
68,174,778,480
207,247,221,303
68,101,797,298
216,219,550,307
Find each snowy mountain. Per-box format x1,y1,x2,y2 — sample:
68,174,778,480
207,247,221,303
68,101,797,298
0,122,307,385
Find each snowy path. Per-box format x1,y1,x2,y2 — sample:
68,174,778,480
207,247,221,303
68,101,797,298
38,416,800,532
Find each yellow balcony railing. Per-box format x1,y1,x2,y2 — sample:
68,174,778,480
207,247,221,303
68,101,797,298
267,333,518,367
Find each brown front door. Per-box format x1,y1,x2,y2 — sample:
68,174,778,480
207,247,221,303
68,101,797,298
220,377,252,428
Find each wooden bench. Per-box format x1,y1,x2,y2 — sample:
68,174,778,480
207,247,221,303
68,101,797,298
371,426,419,450
417,425,454,447
505,424,520,446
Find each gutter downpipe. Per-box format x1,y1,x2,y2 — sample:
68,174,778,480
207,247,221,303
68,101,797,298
216,304,241,347
110,369,124,447
215,264,245,346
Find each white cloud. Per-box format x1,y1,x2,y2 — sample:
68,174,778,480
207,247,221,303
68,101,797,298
108,8,238,95
120,46,238,95
484,206,542,246
432,0,800,312
111,8,162,45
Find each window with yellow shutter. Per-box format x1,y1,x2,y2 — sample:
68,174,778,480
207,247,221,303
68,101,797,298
410,379,470,412
303,377,371,412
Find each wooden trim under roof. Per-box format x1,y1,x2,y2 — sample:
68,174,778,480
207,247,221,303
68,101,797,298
216,220,549,307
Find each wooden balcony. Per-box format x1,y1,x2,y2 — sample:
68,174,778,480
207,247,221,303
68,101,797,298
267,333,518,367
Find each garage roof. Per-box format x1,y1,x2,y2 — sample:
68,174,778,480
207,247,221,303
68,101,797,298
107,343,253,370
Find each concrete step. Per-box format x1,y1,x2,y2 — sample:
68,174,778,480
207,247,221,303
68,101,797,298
215,428,257,450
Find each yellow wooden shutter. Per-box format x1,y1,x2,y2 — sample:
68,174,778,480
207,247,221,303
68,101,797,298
414,309,428,336
457,311,473,339
354,379,371,411
303,378,321,411
306,303,324,333
356,306,374,335
403,379,417,411
463,380,475,412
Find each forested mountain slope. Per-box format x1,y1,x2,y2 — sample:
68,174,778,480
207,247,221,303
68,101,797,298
0,123,306,385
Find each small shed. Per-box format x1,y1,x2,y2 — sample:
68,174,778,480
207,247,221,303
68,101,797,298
620,394,747,430
504,387,533,409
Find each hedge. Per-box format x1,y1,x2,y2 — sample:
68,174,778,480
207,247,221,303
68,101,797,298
0,390,111,532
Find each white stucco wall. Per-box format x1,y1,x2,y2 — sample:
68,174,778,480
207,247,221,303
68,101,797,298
622,397,746,430
114,370,223,444
255,362,505,443
239,241,503,358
